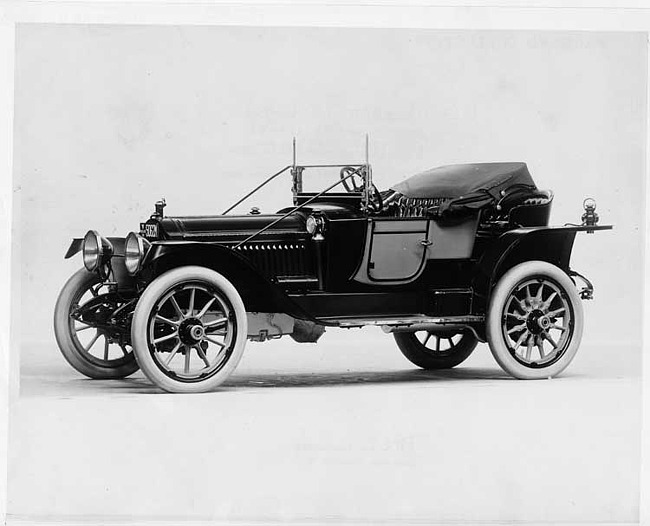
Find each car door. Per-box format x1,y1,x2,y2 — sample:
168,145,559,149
352,218,430,284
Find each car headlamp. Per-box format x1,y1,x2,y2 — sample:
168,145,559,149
82,230,113,272
306,214,326,241
306,215,318,234
125,232,151,275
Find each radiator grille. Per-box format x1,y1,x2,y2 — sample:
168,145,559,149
234,241,316,280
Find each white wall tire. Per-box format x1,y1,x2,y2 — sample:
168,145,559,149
131,266,248,393
486,261,584,380
54,268,139,379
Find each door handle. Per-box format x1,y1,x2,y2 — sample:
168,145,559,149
420,239,433,247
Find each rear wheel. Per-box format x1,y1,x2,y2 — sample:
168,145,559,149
486,261,584,379
394,330,478,369
131,266,248,393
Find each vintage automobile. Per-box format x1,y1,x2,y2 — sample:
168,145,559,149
54,147,611,392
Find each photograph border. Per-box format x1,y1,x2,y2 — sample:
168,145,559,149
0,2,648,525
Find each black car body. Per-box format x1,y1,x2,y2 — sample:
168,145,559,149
55,154,611,392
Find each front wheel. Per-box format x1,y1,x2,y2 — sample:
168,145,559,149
394,330,478,369
53,268,139,379
486,261,584,379
131,266,248,393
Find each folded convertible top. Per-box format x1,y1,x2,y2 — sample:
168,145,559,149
391,162,535,199
390,162,538,218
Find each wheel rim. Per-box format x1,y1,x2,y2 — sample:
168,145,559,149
69,281,134,367
146,281,237,383
501,276,574,368
414,331,467,357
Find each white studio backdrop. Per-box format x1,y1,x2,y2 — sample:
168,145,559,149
14,26,645,357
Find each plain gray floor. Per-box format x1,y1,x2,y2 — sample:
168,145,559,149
8,329,641,524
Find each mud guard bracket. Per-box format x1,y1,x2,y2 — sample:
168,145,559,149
569,269,594,300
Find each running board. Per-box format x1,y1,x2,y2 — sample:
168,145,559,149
318,315,484,330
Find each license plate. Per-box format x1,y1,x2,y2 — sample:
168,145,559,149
140,222,159,239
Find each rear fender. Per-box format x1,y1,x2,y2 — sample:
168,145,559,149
473,227,581,310
142,242,310,318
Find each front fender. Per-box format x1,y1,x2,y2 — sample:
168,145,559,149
64,236,136,290
64,236,127,259
141,241,315,320
64,238,83,259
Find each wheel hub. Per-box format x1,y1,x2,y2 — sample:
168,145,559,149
526,309,551,335
179,318,205,344
190,325,205,340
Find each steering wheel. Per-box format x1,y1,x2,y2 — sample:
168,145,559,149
340,166,365,193
339,166,383,213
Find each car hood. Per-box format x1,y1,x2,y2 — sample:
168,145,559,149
158,213,307,241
